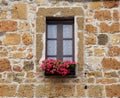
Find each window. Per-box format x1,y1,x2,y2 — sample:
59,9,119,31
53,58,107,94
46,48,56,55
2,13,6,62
46,17,74,61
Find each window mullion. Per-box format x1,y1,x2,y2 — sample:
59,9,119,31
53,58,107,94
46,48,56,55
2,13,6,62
57,24,63,60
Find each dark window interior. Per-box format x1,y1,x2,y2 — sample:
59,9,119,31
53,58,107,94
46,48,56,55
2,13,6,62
46,17,74,61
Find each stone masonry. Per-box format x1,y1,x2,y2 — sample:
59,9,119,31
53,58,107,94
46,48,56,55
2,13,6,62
0,0,120,97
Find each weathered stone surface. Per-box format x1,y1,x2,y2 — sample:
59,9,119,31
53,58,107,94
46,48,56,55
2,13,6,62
0,85,17,96
17,84,34,97
77,17,84,30
18,22,30,31
77,85,85,96
113,10,119,21
110,23,120,33
27,72,35,78
0,59,11,72
4,33,20,45
22,33,32,45
108,46,120,56
36,34,43,65
13,65,22,72
0,51,8,57
12,4,27,19
102,58,120,70
94,48,105,56
11,52,26,59
86,36,96,45
77,32,84,71
37,7,83,17
0,9,7,19
104,71,118,78
0,20,17,32
106,85,120,97
94,10,111,21
88,85,103,97
87,71,102,77
89,2,102,10
36,84,75,97
96,78,117,84
112,34,120,44
86,24,97,34
23,61,34,71
36,17,45,33
98,34,108,45
100,22,110,33
104,1,119,8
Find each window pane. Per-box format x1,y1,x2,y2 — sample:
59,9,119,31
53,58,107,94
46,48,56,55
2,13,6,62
63,25,72,38
47,40,57,55
63,40,72,55
47,25,57,38
47,57,57,60
63,57,73,61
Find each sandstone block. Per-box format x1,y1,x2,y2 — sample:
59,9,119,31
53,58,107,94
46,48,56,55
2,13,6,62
12,4,27,19
36,84,75,97
17,84,34,97
22,33,32,45
106,85,120,97
94,10,111,21
0,20,17,33
13,65,22,72
113,10,119,21
86,24,97,34
112,34,120,44
102,58,120,70
0,9,7,19
110,23,120,33
96,78,117,84
94,48,105,56
98,34,108,45
27,72,35,78
108,46,120,56
100,22,110,33
23,61,34,71
104,71,118,78
18,22,30,31
77,17,84,30
77,85,85,96
11,52,26,59
104,1,119,8
88,85,103,97
86,36,96,45
4,33,20,45
89,2,102,10
0,85,17,96
0,59,11,72
36,17,45,33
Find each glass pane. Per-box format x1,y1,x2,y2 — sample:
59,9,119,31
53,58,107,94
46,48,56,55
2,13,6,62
47,40,57,55
63,40,72,55
63,57,73,61
47,57,57,60
47,25,57,38
63,25,72,38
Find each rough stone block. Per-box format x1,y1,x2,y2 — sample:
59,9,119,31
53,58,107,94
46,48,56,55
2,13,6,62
17,84,34,97
94,10,111,21
89,2,102,10
97,34,108,45
12,4,27,19
112,34,120,44
110,23,120,33
102,58,120,70
77,85,85,96
22,33,32,45
104,1,119,8
94,48,105,56
0,59,11,72
106,85,120,97
23,61,34,71
4,33,20,45
113,10,119,21
100,22,110,33
11,52,26,59
88,85,103,97
86,24,97,34
0,20,17,32
86,36,96,45
0,85,17,96
108,46,120,56
77,17,84,30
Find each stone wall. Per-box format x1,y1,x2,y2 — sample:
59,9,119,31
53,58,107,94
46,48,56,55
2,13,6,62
0,0,120,97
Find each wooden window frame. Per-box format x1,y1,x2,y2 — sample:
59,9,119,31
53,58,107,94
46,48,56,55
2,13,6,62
46,17,74,61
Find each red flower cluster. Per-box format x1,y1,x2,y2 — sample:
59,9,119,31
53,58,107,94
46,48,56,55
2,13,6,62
40,59,76,76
